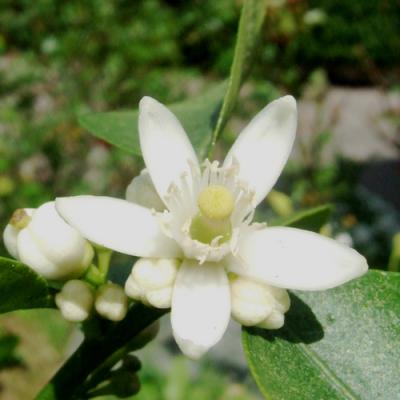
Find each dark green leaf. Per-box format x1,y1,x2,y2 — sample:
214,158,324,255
0,256,53,314
78,83,226,160
210,0,268,152
243,270,400,399
279,204,332,232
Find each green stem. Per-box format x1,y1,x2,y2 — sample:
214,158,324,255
82,264,104,287
207,0,268,158
35,303,167,400
97,248,112,277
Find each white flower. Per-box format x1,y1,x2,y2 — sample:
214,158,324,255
3,201,94,280
55,95,368,359
55,280,94,322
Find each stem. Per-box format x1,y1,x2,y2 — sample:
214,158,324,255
35,303,167,400
83,264,105,287
97,248,112,277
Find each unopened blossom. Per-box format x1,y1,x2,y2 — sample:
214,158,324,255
95,283,128,321
3,201,94,280
125,258,179,309
55,95,368,359
55,280,94,322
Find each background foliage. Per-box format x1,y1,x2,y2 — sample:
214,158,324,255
0,0,399,398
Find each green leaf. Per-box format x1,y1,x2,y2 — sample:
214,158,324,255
279,204,332,232
242,270,400,399
78,83,226,160
0,256,53,313
209,0,268,153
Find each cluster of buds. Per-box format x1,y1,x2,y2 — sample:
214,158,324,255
55,281,128,322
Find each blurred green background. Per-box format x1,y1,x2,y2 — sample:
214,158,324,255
0,0,399,398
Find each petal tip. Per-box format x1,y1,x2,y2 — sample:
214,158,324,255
279,95,297,110
139,96,159,113
174,337,207,360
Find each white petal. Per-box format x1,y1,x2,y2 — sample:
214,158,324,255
171,260,231,359
125,169,166,212
230,227,368,290
224,96,297,206
3,224,20,259
139,96,199,201
56,196,181,258
17,228,57,278
28,202,93,272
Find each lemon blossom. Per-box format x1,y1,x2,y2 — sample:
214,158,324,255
55,95,368,359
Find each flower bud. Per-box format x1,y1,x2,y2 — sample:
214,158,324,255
55,280,94,322
230,276,275,326
125,258,179,309
3,202,94,280
95,283,128,321
230,276,290,329
125,169,165,212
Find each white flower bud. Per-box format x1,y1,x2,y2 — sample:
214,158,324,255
55,280,94,322
125,169,165,212
95,283,128,321
230,276,275,326
230,276,290,329
3,202,94,280
125,258,179,309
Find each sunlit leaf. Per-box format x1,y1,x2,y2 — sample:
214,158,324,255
280,204,332,232
79,83,226,160
243,270,400,399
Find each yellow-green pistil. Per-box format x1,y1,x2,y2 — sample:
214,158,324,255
190,185,234,244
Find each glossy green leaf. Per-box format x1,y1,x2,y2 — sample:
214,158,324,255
280,204,332,232
210,0,268,152
0,256,53,313
243,270,400,399
79,83,226,159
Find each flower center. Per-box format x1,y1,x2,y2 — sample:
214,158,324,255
189,185,234,244
10,209,31,229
